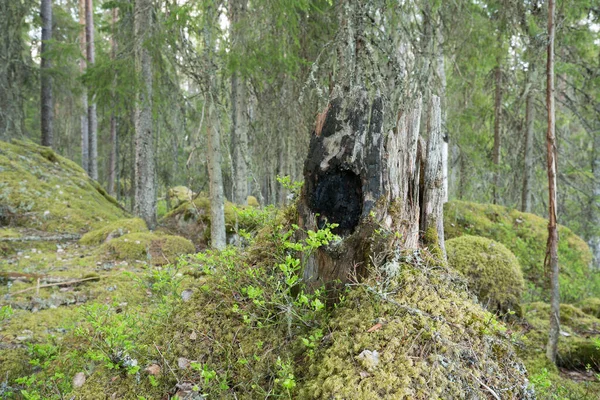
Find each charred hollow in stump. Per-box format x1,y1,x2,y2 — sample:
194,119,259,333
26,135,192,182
311,169,362,236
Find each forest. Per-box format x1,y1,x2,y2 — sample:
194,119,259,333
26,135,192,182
0,0,600,398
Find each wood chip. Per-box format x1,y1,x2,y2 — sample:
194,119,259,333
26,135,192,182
145,364,161,376
367,323,383,333
72,372,86,388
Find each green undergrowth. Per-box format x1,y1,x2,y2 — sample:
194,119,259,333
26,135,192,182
101,231,195,265
446,235,524,316
444,200,598,303
80,218,148,246
159,196,273,248
57,207,534,399
0,139,128,233
514,302,600,399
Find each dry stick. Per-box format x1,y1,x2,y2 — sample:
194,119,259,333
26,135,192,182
470,372,501,400
0,234,81,242
9,276,100,296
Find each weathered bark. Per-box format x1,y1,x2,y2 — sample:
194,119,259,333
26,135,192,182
492,63,502,204
206,99,227,250
86,0,98,180
230,0,249,205
79,0,88,173
133,0,157,229
299,87,435,290
589,126,600,269
521,65,536,213
107,7,118,196
421,95,446,258
545,0,560,364
40,0,53,148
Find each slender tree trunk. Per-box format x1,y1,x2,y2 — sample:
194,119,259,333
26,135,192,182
589,132,600,269
107,7,118,196
522,66,536,213
79,0,89,174
492,62,502,204
545,0,560,364
86,0,98,180
207,99,226,249
437,29,449,203
133,0,157,229
230,0,249,205
40,0,53,148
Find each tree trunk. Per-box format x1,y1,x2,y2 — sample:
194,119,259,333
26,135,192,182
79,0,89,174
545,0,560,364
492,63,502,204
133,0,157,229
230,0,249,205
589,133,600,269
521,65,536,213
206,99,226,250
107,7,118,196
86,0,98,180
40,0,53,148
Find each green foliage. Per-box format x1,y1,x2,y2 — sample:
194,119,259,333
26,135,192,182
446,235,524,316
444,201,598,302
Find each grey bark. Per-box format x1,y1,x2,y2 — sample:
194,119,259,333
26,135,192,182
79,0,88,173
108,7,118,196
545,0,560,364
40,0,53,148
207,98,226,250
133,0,157,229
86,0,98,180
492,63,502,204
230,0,249,205
521,66,536,213
421,95,446,258
590,131,600,269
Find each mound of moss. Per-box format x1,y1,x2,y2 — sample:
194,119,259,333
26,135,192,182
101,232,195,265
446,235,524,316
444,200,597,302
80,218,148,246
0,139,128,233
160,196,271,247
578,297,600,319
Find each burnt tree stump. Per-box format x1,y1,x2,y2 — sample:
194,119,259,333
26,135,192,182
298,87,445,292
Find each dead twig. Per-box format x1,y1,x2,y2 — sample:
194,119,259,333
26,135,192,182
9,276,100,296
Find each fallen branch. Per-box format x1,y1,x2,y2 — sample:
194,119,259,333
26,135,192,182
0,234,81,243
9,276,100,296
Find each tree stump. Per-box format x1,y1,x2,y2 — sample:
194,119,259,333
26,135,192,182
298,86,445,292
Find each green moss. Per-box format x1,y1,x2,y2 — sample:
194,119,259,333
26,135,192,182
444,201,598,302
0,139,129,233
101,232,195,265
578,297,600,318
446,235,524,316
247,195,259,207
80,218,148,246
167,185,194,209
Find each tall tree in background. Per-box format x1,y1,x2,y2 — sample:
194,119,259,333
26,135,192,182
521,62,537,213
40,0,53,147
545,0,560,364
107,7,118,196
230,0,249,205
492,51,503,204
86,0,98,179
79,0,88,173
133,0,156,229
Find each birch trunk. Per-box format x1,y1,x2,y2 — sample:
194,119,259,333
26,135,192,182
40,0,53,148
86,0,98,180
545,0,560,364
207,99,226,250
133,0,157,229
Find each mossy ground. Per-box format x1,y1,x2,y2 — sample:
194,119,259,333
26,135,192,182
0,139,128,233
79,218,148,246
446,235,524,316
444,200,598,303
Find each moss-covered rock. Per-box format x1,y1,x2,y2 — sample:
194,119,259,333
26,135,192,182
0,139,128,233
446,235,524,316
167,185,194,209
80,218,148,246
159,196,270,247
444,200,598,302
578,297,600,319
101,232,195,265
247,195,259,208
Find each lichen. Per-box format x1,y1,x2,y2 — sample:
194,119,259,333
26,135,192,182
446,235,524,316
101,232,195,265
444,200,598,302
80,218,148,246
